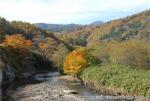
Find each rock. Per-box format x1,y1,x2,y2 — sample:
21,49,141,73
3,64,15,84
63,89,78,94
9,75,85,101
0,69,2,101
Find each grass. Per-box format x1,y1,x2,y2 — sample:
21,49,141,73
81,64,150,97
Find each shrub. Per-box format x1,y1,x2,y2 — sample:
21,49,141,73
63,48,88,76
63,47,100,76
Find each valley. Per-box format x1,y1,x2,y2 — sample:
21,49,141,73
0,9,150,101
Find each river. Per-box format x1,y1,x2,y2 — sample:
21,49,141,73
2,71,140,101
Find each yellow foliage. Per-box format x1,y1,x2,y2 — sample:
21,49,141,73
63,48,88,76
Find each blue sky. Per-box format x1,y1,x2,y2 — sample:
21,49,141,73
0,0,150,24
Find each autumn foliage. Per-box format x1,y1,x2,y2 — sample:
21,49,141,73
90,40,150,69
110,40,150,68
3,34,33,71
63,48,88,76
4,34,32,49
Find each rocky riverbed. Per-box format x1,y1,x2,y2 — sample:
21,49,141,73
4,72,147,101
7,73,86,101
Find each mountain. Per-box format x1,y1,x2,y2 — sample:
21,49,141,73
90,21,104,26
34,20,104,33
34,23,85,32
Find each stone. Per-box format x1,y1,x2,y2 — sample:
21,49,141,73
63,89,78,94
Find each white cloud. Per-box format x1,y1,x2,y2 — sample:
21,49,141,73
0,0,150,24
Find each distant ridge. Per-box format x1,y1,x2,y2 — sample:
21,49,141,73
90,21,104,25
34,20,104,32
34,23,84,32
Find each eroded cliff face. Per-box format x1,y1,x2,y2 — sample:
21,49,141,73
0,46,4,101
1,48,15,84
0,69,2,101
0,46,37,84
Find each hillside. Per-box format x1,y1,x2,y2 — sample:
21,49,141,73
88,9,150,43
58,9,150,47
61,9,150,97
0,17,71,81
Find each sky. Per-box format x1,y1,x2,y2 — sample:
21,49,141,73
0,0,150,24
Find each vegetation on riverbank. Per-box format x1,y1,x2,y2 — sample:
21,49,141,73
81,64,150,97
62,36,150,98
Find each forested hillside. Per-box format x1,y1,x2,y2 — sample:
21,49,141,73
58,9,150,47
0,17,71,80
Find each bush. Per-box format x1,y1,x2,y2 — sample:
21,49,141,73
63,47,100,76
63,48,88,76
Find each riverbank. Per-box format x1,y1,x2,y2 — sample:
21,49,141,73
6,74,86,101
3,70,150,101
80,64,150,100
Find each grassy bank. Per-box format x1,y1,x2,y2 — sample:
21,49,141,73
81,64,150,97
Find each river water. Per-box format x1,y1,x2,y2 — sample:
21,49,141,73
33,72,137,101
34,72,101,100
3,71,141,101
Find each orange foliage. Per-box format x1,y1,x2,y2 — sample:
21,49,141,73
63,48,88,76
3,34,33,67
4,34,32,49
39,42,49,50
